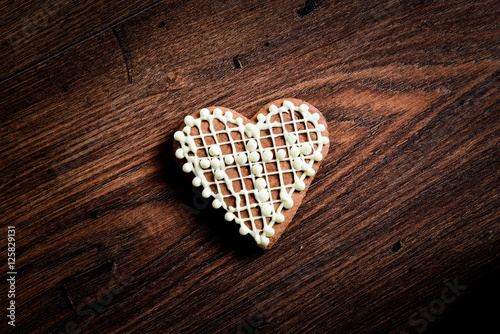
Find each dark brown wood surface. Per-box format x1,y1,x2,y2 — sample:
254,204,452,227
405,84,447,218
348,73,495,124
1,0,499,333
0,0,164,82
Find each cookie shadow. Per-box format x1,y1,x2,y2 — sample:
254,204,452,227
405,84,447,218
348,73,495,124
158,137,264,257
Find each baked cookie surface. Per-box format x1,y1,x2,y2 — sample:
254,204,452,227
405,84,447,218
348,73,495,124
174,99,329,249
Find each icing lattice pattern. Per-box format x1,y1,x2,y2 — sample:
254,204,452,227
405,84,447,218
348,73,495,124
174,100,328,248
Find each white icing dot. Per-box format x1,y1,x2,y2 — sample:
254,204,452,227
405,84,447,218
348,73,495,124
322,136,329,144
251,164,263,175
245,123,258,137
259,235,270,248
278,106,288,113
280,190,289,201
312,151,323,161
299,104,309,113
275,213,285,223
262,149,273,162
312,112,320,121
290,146,300,158
319,124,326,132
209,145,221,156
292,158,303,170
262,203,273,217
200,158,210,169
286,134,297,145
202,188,211,198
235,153,247,165
284,198,294,209
283,100,295,110
215,170,225,180
257,114,265,122
258,189,270,202
183,126,191,134
269,104,278,112
192,177,201,187
301,143,312,155
248,151,260,162
239,224,250,235
254,178,266,190
213,108,222,117
182,162,193,173
263,225,275,237
175,148,184,159
224,155,234,165
276,149,287,160
184,115,195,127
174,131,184,141
210,158,221,169
212,199,222,209
294,178,305,191
305,167,315,176
236,117,243,125
200,108,210,118
225,212,235,221
225,111,233,119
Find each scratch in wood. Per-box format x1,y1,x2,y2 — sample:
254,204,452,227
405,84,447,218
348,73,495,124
112,27,133,84
60,260,115,308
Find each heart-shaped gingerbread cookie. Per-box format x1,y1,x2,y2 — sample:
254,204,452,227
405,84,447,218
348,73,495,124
174,99,329,249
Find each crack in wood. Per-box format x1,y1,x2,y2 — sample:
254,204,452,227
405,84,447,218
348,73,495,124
112,27,133,84
0,0,167,85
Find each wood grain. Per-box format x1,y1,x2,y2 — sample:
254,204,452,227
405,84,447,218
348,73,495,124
0,0,499,333
0,0,164,82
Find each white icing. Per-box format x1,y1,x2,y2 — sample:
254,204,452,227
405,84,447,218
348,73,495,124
200,158,210,169
289,146,300,158
192,177,201,187
262,149,273,162
236,153,247,165
292,158,302,170
262,203,273,217
286,134,297,145
174,100,328,248
258,189,270,202
255,178,266,190
209,145,221,156
210,158,221,169
248,151,260,162
246,139,258,152
214,170,225,180
301,143,312,155
276,149,287,161
251,164,263,175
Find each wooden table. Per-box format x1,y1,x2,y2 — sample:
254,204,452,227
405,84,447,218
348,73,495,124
1,0,499,333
